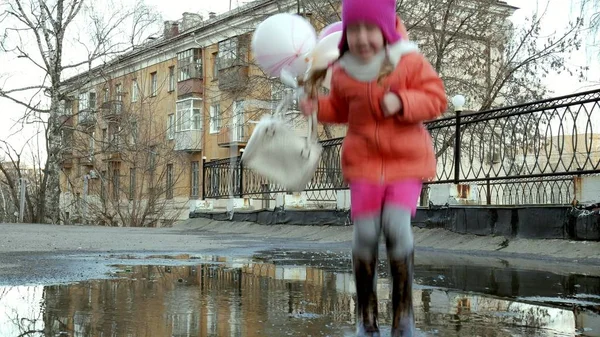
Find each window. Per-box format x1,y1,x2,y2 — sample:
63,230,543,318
59,100,72,116
115,84,123,114
112,168,120,200
61,129,73,146
177,48,202,81
131,79,138,102
129,168,136,200
130,121,138,144
191,161,200,198
167,114,175,140
232,100,245,141
271,82,298,111
89,133,95,161
217,38,239,70
166,164,174,199
108,123,120,150
78,92,96,111
101,128,107,149
150,72,158,96
115,84,123,100
212,52,219,79
149,146,157,171
100,170,107,201
209,104,221,133
103,88,109,103
192,108,202,130
168,66,175,91
175,98,203,131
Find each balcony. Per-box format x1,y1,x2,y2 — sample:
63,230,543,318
217,125,251,148
103,141,122,161
218,64,249,92
58,114,74,127
80,154,95,166
61,149,74,168
78,109,96,126
174,130,203,152
101,100,123,120
177,67,203,98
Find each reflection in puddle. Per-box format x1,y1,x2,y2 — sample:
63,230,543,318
0,254,598,337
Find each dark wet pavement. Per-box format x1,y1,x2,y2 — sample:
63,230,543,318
1,250,599,337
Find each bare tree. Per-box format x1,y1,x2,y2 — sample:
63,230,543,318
302,0,586,110
59,69,190,227
0,0,161,224
0,128,47,223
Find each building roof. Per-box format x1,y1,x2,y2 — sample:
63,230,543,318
60,0,292,91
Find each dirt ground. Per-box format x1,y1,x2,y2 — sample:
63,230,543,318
2,219,599,262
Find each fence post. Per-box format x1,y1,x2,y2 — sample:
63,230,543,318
486,175,491,205
453,109,463,184
238,155,244,198
202,156,207,200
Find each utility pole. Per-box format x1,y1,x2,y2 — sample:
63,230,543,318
18,178,27,223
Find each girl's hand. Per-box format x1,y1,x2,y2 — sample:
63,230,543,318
299,97,316,116
381,92,403,117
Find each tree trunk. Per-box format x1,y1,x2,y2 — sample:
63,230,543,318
45,108,62,224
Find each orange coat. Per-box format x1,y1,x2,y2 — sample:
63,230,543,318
317,45,447,184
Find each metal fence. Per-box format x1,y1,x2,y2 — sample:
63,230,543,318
203,89,600,205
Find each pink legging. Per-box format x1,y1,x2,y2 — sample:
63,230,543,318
349,179,422,220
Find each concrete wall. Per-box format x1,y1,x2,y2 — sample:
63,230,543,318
191,205,600,241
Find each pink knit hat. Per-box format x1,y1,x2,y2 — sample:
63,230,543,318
339,0,402,54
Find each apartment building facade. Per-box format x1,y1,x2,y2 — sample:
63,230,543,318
58,0,297,226
57,0,519,225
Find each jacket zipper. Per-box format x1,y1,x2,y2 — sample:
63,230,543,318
368,82,385,184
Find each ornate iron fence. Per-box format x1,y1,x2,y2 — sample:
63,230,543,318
203,89,600,205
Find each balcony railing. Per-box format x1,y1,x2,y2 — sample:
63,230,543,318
78,109,96,126
101,100,123,120
175,129,203,152
218,65,249,92
217,125,251,147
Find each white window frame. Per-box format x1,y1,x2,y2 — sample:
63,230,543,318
175,98,203,132
78,91,96,111
150,72,158,97
167,114,175,140
177,49,202,82
232,100,245,141
168,66,175,91
130,121,138,145
131,79,139,102
209,104,221,134
59,100,72,116
217,38,238,70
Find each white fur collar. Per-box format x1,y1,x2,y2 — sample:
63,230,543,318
338,40,420,82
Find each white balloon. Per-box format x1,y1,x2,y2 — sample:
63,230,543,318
308,31,342,72
251,13,317,78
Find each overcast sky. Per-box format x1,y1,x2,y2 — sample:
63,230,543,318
0,0,598,161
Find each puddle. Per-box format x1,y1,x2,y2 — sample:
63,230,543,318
0,252,599,337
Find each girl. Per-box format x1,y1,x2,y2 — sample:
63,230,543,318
300,0,447,336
